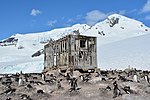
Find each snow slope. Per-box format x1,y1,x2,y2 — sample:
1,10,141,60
0,14,150,73
99,33,150,70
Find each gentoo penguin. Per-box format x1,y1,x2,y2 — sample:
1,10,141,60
41,73,46,81
133,74,138,82
56,80,62,89
18,77,23,86
144,75,150,83
113,81,122,98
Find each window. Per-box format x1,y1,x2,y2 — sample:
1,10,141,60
61,42,62,52
80,40,86,48
65,42,67,50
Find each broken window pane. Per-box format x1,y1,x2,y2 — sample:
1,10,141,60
65,42,67,50
80,40,86,48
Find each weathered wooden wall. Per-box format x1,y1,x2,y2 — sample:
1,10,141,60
44,34,97,71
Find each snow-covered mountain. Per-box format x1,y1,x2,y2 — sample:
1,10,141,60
100,33,150,70
0,14,150,73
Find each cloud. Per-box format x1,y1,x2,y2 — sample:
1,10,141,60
76,15,82,20
145,15,150,20
118,10,126,15
48,20,57,26
85,10,108,25
142,0,150,13
67,15,82,23
129,9,137,13
67,18,74,23
30,9,42,16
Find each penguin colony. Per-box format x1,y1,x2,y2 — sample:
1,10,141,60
0,68,150,100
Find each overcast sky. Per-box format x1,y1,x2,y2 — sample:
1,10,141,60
0,0,150,40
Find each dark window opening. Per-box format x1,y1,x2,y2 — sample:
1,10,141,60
65,42,67,50
61,42,62,52
72,56,74,65
80,40,86,48
90,56,92,65
74,43,76,50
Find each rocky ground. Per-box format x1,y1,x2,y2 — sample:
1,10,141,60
0,69,150,100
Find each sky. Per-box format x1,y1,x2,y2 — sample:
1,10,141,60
0,0,150,40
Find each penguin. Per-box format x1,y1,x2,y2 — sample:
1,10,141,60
69,77,78,92
56,80,61,89
144,75,150,83
18,77,23,86
113,81,122,98
123,86,131,94
41,73,46,81
37,89,44,94
0,86,16,95
26,84,33,89
6,97,12,100
106,86,111,91
133,74,138,82
80,75,84,82
20,94,32,100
